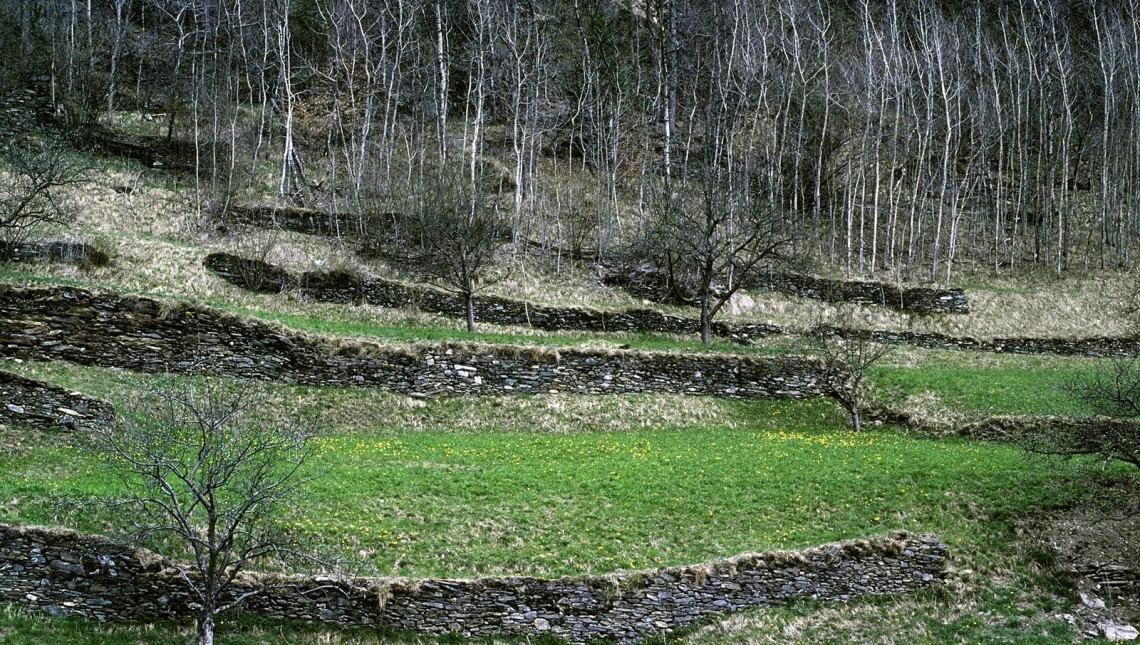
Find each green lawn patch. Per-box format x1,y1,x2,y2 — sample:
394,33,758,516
0,388,1094,578
869,352,1098,417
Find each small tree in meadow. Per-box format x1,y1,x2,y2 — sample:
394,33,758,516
410,172,507,333
1020,283,1140,472
1018,357,1140,472
90,375,317,645
810,308,897,432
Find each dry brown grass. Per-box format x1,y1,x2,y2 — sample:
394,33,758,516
24,165,1138,348
722,269,1132,340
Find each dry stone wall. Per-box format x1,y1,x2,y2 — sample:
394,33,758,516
0,240,97,264
600,264,970,315
0,370,113,431
834,327,1140,358
955,414,1140,444
221,204,380,238
747,271,970,314
213,203,969,315
0,284,829,400
0,523,947,643
205,252,1140,358
203,252,783,343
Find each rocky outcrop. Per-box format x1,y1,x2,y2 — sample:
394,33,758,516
0,523,948,643
0,284,828,401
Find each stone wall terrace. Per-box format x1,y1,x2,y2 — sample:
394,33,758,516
0,284,829,400
0,523,947,643
0,370,113,431
205,252,1140,358
600,263,970,314
203,252,782,343
748,271,970,314
211,203,969,315
836,327,1140,358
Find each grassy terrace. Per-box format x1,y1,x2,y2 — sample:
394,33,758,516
0,378,1087,578
0,351,1125,643
870,350,1098,417
0,228,1126,643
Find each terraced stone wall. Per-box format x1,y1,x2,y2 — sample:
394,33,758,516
0,523,947,643
204,253,1140,358
211,203,970,315
0,241,97,264
0,285,828,400
839,328,1140,358
203,252,782,343
0,370,113,430
748,272,970,314
601,264,970,314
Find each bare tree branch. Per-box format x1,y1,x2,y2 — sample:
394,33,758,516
810,307,896,432
86,375,319,645
0,142,87,254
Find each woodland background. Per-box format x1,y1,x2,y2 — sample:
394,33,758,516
3,0,1139,285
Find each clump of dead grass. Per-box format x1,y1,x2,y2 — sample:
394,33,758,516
893,390,970,433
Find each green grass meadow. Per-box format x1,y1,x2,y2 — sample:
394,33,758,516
0,269,1124,644
870,350,1098,417
0,353,1121,643
7,392,1075,578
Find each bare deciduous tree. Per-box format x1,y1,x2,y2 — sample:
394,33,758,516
89,376,317,645
0,143,87,255
1017,285,1140,471
644,2,793,344
1016,357,1140,471
810,309,896,432
411,172,506,333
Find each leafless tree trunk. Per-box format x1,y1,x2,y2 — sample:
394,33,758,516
434,0,449,166
88,376,318,645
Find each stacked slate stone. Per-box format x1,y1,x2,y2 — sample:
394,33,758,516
0,370,114,431
0,284,830,401
0,524,948,644
600,264,970,315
